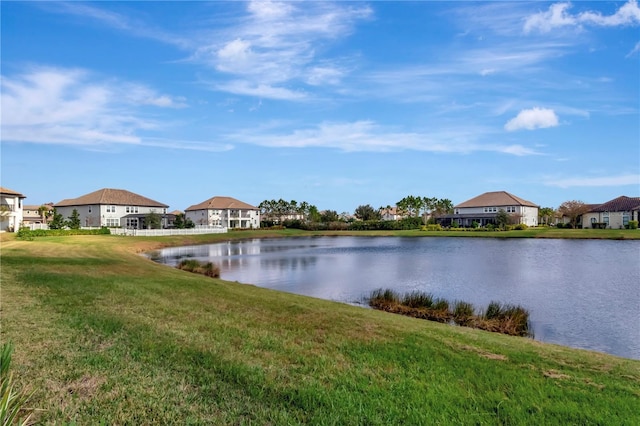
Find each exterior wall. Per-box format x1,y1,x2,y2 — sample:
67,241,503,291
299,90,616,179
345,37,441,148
186,208,260,229
0,194,24,232
521,206,539,226
56,205,168,228
454,205,538,226
582,211,634,229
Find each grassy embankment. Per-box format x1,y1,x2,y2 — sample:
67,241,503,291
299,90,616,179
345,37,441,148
1,230,639,424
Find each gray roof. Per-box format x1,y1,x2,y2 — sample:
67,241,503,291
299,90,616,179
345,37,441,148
455,191,538,208
55,188,168,208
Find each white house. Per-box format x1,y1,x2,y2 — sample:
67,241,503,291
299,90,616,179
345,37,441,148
55,188,170,229
185,196,260,229
581,196,640,229
0,187,26,232
450,191,539,227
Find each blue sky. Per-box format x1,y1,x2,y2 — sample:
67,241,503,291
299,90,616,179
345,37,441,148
2,1,639,213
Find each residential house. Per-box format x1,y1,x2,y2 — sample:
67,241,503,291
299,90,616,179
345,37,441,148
0,187,26,232
446,191,539,227
380,206,402,221
185,196,260,229
22,203,53,226
55,188,170,229
581,196,640,229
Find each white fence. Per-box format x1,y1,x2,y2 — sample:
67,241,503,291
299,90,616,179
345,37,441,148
110,226,228,237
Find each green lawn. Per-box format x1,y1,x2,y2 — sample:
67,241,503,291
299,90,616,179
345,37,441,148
1,231,639,424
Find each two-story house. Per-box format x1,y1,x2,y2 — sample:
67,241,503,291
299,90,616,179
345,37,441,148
185,196,260,229
450,191,539,227
0,187,26,232
54,188,170,229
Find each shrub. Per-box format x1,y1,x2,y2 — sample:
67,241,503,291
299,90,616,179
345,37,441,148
402,291,434,309
452,301,475,326
177,259,220,278
514,223,528,230
628,220,638,229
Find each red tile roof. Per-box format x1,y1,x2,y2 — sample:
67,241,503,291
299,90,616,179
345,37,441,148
455,191,538,208
589,196,640,212
185,196,257,211
55,188,168,208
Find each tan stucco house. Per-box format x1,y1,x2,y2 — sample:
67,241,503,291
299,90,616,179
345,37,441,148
449,191,539,227
185,196,260,229
581,196,640,229
0,187,26,232
55,188,170,229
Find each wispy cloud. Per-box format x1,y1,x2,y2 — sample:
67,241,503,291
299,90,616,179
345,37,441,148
0,66,229,152
524,0,640,33
627,41,640,57
505,108,559,131
191,0,372,99
544,174,640,188
46,2,191,48
225,120,542,156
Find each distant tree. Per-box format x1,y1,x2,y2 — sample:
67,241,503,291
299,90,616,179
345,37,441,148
354,204,381,221
66,209,81,229
495,209,509,229
396,195,423,218
146,211,162,229
308,205,321,223
48,208,65,229
558,200,590,229
538,207,555,226
174,213,195,229
320,210,339,223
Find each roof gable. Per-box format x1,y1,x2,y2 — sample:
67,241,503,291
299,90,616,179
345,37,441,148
0,187,26,198
55,188,168,208
590,196,640,212
185,196,257,211
455,191,538,208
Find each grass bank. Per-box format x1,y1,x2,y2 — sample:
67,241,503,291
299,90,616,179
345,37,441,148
1,232,639,424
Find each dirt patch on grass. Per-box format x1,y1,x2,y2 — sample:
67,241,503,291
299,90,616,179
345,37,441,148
459,345,508,361
66,375,106,398
543,370,571,380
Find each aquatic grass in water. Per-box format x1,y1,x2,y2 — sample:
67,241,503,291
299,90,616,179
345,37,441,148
369,290,532,338
177,259,221,278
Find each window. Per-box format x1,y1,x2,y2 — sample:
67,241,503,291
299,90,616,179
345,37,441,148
106,205,116,213
105,218,119,227
88,206,92,213
506,206,516,213
623,214,630,226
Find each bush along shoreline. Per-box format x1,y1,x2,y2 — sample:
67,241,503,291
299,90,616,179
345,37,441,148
176,259,221,278
369,289,533,338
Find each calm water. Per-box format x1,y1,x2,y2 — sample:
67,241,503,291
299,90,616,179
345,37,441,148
151,236,640,360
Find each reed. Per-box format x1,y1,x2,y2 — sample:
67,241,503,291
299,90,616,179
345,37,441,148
368,290,532,337
176,259,221,278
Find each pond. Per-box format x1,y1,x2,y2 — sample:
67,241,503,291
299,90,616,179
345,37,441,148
150,236,640,360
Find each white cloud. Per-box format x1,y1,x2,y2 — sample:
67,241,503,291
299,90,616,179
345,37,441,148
524,0,640,33
504,107,559,131
225,120,542,156
627,41,640,57
544,174,640,188
0,66,227,152
192,0,372,99
214,80,307,101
